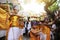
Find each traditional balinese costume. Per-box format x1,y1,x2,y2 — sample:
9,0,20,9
0,8,10,40
42,25,50,40
7,15,24,40
30,21,40,40
39,21,50,40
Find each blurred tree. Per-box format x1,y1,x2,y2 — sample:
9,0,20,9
48,1,58,12
9,3,13,10
44,0,57,13
36,0,57,14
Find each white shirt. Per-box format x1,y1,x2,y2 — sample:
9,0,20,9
40,32,46,40
25,22,31,33
22,27,25,33
27,22,31,30
52,24,56,30
0,30,6,37
8,27,24,40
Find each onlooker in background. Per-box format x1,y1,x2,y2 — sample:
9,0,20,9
54,10,60,40
24,17,31,37
51,22,56,40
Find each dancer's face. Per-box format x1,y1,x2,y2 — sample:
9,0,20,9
32,25,38,29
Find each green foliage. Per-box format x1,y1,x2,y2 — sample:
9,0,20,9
48,1,59,12
9,3,13,10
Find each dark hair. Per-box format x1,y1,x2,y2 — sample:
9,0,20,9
31,20,39,26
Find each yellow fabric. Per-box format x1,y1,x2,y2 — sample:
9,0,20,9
0,8,10,30
10,15,19,27
40,25,50,40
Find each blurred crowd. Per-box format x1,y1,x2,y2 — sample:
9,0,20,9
0,5,60,40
